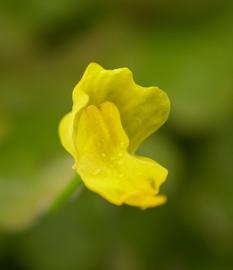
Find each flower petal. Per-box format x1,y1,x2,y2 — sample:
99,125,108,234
73,63,170,153
75,101,167,208
59,90,89,159
59,112,75,156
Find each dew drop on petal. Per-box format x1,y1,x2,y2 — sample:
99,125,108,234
118,152,123,158
93,168,101,175
117,160,123,165
101,153,106,158
135,117,142,125
119,142,125,148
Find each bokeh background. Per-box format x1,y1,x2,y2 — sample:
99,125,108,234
1,0,233,269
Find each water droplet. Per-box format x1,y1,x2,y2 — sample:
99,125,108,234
93,168,101,175
119,142,125,148
135,117,142,125
117,160,123,165
118,152,123,158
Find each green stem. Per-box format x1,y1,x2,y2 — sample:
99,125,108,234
49,174,82,213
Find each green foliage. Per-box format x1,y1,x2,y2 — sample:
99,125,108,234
0,0,233,269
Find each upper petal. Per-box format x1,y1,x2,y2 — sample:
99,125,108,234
73,63,170,153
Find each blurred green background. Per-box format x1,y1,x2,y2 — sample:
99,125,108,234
1,0,233,269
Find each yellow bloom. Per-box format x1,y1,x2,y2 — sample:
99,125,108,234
59,63,170,208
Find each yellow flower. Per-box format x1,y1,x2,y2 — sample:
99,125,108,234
59,63,170,208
